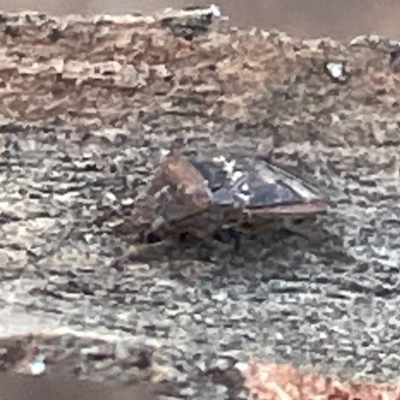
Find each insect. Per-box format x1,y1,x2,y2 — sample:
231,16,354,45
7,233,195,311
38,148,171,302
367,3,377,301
121,150,329,244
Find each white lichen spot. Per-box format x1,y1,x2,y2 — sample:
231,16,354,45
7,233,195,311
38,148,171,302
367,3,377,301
104,191,117,202
241,183,250,193
236,192,251,202
160,148,170,158
208,4,222,17
213,156,237,178
212,155,226,163
325,61,345,80
29,356,46,375
231,170,243,182
235,183,251,202
223,160,236,176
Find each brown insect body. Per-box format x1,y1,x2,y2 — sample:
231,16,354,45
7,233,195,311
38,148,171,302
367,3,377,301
140,151,329,240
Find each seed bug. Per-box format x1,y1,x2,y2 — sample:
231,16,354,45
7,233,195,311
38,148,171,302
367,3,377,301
118,150,329,246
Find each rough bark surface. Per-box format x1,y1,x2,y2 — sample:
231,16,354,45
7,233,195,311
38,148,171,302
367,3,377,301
0,9,400,400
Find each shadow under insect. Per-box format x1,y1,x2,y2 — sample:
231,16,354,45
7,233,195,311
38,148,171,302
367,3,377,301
112,150,337,267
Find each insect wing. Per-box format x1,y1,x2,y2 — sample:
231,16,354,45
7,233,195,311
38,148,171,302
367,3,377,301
188,152,328,214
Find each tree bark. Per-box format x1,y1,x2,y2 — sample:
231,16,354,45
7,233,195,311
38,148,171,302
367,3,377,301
0,9,399,400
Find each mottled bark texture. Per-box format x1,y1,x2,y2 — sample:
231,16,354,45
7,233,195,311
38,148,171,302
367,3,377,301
0,9,400,400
